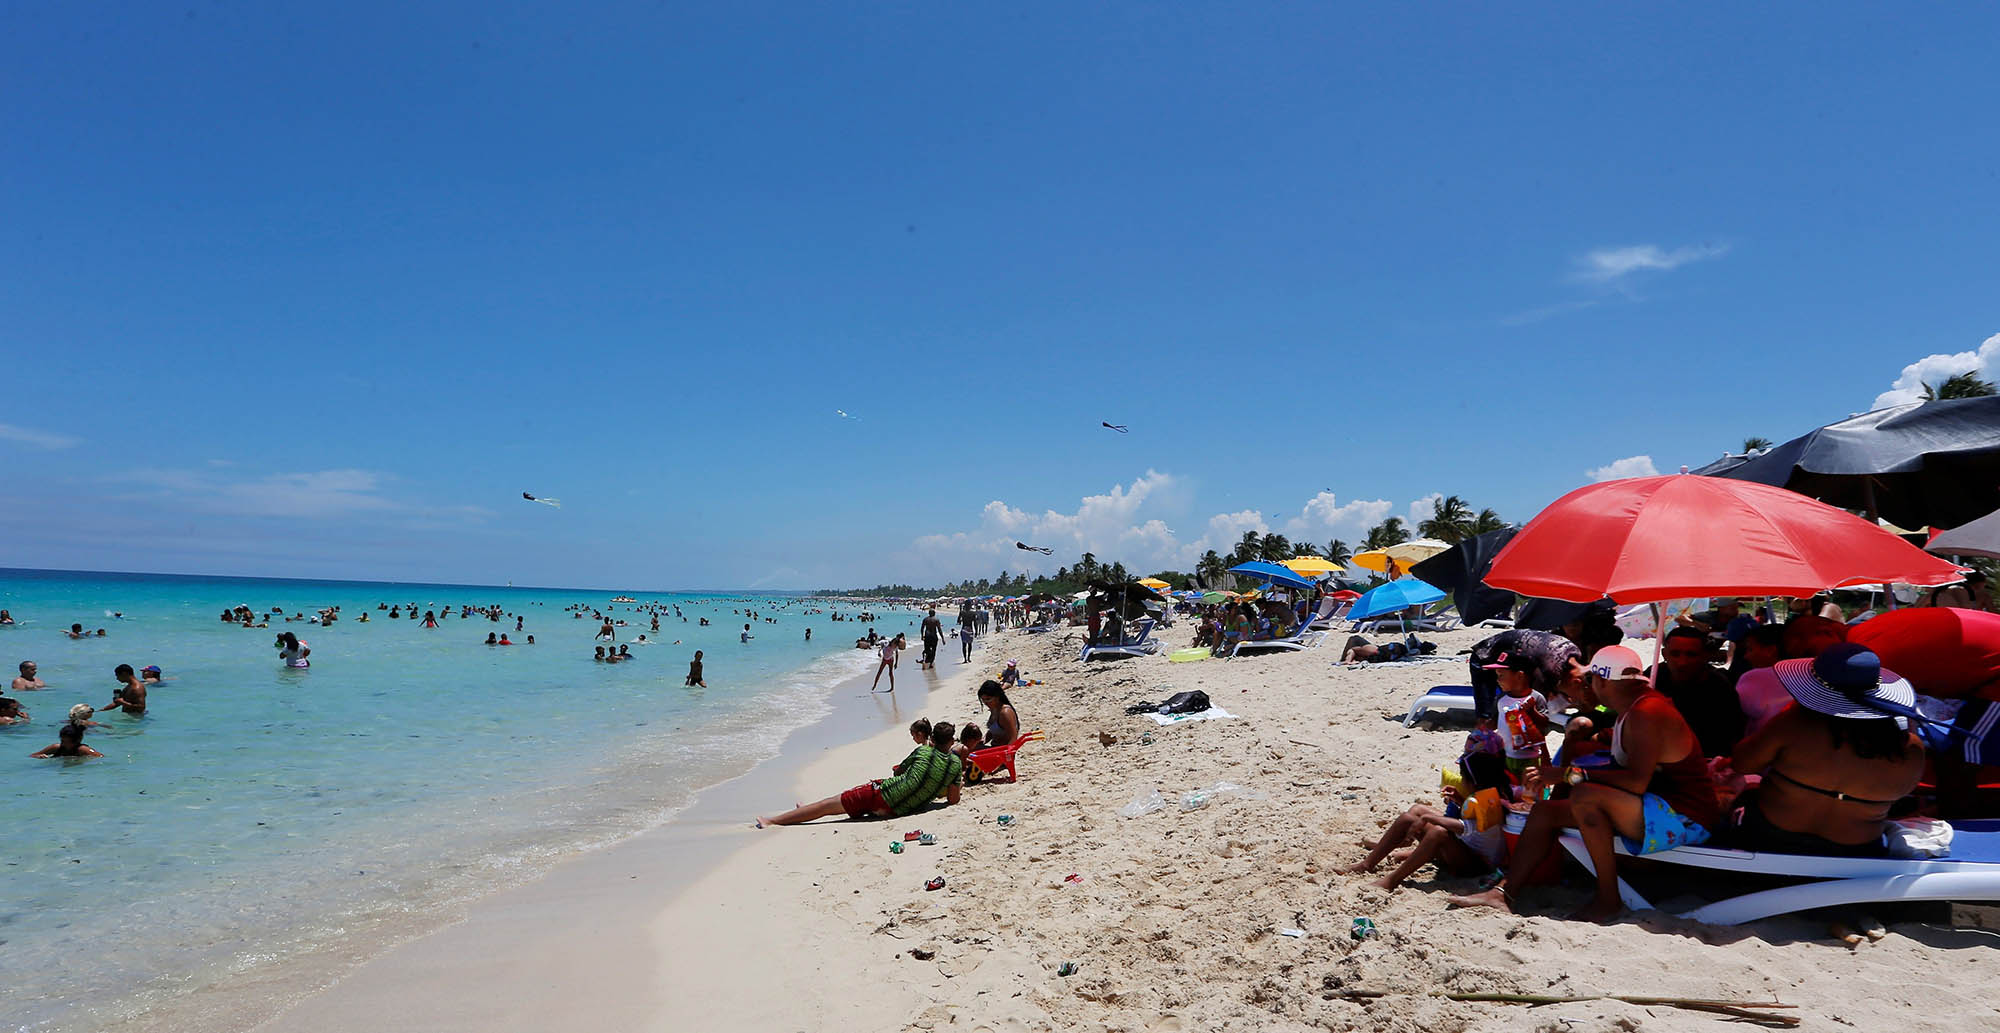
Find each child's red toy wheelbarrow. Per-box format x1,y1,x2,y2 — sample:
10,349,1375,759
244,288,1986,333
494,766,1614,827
965,730,1045,783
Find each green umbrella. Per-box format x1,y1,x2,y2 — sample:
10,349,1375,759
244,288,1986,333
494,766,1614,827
1201,591,1234,604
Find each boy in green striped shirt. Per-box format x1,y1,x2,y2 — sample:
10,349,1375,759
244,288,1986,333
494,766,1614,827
758,721,963,827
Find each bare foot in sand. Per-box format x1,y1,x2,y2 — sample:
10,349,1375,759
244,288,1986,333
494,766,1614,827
1337,860,1376,874
1446,887,1513,913
1569,897,1623,924
1369,875,1400,891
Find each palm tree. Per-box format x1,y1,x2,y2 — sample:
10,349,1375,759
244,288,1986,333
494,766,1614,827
1742,436,1773,453
1922,373,1997,400
1325,538,1352,566
1417,495,1475,544
1293,541,1323,557
1258,533,1293,562
1231,531,1262,567
1195,550,1228,589
1362,516,1411,550
1470,508,1507,535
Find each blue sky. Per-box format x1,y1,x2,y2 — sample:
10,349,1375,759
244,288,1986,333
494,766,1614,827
4,4,1996,590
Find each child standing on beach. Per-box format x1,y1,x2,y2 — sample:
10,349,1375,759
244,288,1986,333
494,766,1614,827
1484,652,1551,778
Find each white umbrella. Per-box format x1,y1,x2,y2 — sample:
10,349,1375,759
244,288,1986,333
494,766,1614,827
1927,506,2000,560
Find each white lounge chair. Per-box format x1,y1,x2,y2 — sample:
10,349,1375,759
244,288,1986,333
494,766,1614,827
1306,595,1352,631
1231,621,1327,656
1555,820,2000,925
1355,603,1462,635
1401,685,1477,727
1080,618,1159,661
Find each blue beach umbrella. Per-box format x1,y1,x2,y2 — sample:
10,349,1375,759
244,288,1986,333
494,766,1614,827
1226,561,1316,591
1347,578,1446,620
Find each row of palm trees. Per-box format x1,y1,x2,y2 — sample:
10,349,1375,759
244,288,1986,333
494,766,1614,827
1184,495,1510,588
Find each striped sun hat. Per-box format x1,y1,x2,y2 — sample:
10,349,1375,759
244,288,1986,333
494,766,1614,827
1772,643,1912,722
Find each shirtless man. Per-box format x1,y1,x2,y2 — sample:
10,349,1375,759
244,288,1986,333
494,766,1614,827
1448,645,1721,922
13,660,46,692
100,664,148,716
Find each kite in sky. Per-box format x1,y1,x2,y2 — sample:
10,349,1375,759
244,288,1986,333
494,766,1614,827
836,409,861,421
1101,422,1128,433
1015,541,1054,555
522,492,562,508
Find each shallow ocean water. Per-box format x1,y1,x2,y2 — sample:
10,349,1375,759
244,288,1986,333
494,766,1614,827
0,569,906,1032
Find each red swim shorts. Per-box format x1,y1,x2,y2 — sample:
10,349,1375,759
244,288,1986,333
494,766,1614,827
840,781,888,818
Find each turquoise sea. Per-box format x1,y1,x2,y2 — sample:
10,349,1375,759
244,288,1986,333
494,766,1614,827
0,569,912,1032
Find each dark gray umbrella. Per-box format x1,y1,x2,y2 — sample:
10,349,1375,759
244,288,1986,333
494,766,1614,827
1692,396,2000,530
1406,528,1611,630
1407,529,1521,626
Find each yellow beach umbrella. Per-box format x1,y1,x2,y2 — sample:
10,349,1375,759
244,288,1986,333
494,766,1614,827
1350,538,1453,573
1136,577,1171,591
1282,556,1345,576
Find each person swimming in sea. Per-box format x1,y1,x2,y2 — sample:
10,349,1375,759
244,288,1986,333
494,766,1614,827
32,718,103,759
99,665,147,716
141,664,164,684
67,623,86,640
277,632,311,668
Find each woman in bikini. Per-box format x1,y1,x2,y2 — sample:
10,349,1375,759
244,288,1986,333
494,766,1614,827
1723,644,1925,856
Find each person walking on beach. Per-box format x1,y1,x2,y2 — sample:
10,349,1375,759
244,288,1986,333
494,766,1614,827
920,608,943,671
871,633,899,692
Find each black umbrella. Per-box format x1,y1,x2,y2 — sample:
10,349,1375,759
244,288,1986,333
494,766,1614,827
1086,580,1162,620
1692,396,2000,530
1408,529,1521,626
1406,529,1612,630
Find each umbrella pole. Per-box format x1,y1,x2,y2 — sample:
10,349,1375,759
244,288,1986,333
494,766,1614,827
1648,603,1664,689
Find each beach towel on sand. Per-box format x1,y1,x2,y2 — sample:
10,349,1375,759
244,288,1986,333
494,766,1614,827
1144,707,1238,725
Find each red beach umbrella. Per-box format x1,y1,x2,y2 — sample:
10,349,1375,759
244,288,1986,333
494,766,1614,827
1850,608,2000,702
1485,476,1963,605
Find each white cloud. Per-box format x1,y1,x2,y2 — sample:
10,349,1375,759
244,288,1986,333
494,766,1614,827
1873,332,2000,411
113,467,425,519
1586,455,1659,482
0,423,80,449
1571,243,1727,284
901,475,1432,585
1406,492,1444,528
1276,491,1394,546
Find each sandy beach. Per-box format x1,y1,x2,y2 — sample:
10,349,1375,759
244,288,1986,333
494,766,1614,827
206,619,2000,1033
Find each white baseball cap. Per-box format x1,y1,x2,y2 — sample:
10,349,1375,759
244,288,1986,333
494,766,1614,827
1588,645,1646,681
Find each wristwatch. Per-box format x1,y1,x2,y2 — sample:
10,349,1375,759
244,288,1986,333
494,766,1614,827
1566,767,1587,786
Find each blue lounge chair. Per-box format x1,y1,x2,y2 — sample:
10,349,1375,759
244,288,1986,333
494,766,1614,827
1080,617,1158,661
1556,820,2000,925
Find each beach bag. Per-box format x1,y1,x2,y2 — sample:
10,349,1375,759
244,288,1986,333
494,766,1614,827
1162,690,1211,715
